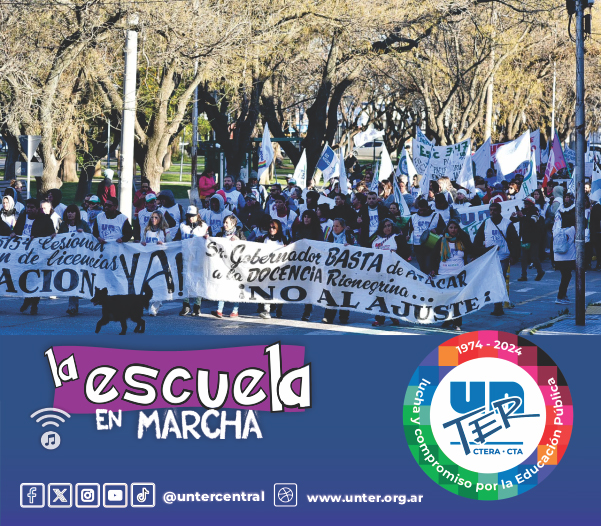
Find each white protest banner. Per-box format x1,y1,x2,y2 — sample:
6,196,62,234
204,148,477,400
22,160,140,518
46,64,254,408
412,138,470,181
494,130,531,176
353,126,384,148
183,237,508,324
257,123,274,183
315,144,338,183
0,234,184,301
515,152,537,200
294,149,308,190
379,143,394,181
455,199,524,241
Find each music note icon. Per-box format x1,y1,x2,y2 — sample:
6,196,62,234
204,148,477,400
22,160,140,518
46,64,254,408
41,431,61,450
137,488,149,503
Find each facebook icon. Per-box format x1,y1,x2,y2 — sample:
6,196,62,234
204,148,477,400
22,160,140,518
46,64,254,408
20,483,45,508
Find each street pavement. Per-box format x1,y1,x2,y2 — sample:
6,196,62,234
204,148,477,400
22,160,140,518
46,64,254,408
1,257,600,336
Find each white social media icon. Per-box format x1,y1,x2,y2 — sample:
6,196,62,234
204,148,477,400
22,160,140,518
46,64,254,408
81,489,95,502
108,490,123,501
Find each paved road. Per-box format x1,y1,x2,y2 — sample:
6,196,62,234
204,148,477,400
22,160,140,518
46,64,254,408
2,258,600,336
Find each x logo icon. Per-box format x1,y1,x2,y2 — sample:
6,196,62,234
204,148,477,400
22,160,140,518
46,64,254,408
52,488,67,502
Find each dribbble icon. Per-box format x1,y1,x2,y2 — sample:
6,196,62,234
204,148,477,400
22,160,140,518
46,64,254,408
30,408,71,450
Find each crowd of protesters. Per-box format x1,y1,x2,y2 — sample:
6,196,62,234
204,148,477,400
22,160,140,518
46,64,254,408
2,156,600,330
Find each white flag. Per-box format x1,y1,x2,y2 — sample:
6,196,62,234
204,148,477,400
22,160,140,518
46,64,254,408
379,143,394,181
257,123,274,182
338,146,348,195
472,138,492,179
293,149,307,190
515,151,537,200
396,147,418,180
456,139,475,195
495,130,531,176
353,126,384,148
370,162,380,192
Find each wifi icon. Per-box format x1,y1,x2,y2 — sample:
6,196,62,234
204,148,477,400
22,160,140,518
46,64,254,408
31,408,71,450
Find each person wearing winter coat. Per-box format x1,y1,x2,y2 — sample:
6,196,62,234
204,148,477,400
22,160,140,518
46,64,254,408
510,196,545,282
553,191,576,305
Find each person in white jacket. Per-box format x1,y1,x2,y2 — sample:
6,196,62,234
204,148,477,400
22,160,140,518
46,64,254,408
552,191,576,305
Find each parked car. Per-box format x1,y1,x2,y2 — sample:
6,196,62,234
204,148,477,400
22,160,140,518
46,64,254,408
355,141,383,159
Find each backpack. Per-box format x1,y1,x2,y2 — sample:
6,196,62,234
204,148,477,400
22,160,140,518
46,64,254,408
553,229,569,254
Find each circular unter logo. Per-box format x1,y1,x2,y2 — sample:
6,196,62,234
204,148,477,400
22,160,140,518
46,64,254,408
403,331,572,500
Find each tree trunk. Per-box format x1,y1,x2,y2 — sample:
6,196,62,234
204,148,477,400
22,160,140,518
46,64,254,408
60,140,78,182
2,132,20,180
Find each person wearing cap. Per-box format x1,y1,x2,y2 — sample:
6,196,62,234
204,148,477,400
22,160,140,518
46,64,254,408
510,196,545,282
137,193,159,240
553,191,576,303
93,196,133,244
239,192,266,232
97,168,117,204
454,189,472,209
174,205,210,316
473,201,520,316
85,195,102,231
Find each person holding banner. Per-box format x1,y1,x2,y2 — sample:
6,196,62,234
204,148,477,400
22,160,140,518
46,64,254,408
322,218,357,325
473,202,520,316
257,219,288,320
408,199,446,274
371,219,406,327
175,206,210,316
212,215,246,319
11,198,56,315
431,219,473,330
510,197,545,282
56,205,92,316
